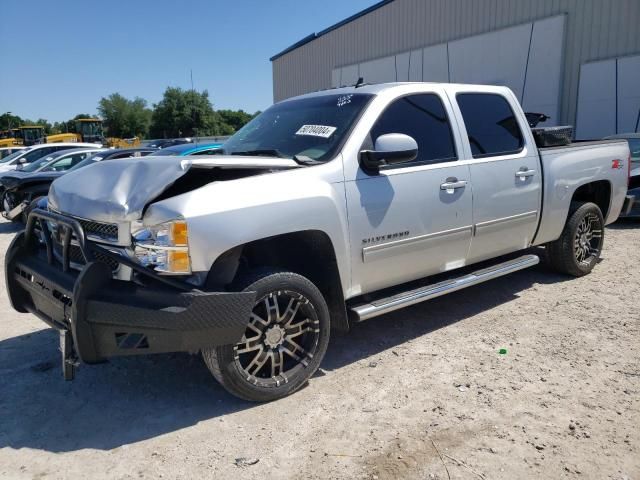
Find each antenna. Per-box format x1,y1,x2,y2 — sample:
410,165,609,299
190,69,198,145
354,77,366,88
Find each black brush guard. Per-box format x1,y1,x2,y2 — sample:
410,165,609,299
5,210,255,379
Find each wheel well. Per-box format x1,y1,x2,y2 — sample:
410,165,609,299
207,231,350,333
571,181,611,218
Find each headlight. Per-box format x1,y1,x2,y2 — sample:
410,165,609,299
133,220,191,275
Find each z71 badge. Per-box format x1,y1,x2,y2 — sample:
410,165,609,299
362,231,410,245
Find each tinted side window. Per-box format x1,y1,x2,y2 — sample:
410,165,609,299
112,152,134,159
370,94,457,165
457,93,524,158
23,147,53,163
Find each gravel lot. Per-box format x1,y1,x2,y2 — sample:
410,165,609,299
0,218,638,480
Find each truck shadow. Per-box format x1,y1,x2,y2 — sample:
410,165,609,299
323,260,568,371
608,218,640,229
0,259,570,453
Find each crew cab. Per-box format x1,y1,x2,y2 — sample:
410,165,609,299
6,83,633,402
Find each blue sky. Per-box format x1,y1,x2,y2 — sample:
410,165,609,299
0,0,377,122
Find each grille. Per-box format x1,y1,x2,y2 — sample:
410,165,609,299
93,249,121,271
68,244,85,264
76,218,119,242
52,237,121,272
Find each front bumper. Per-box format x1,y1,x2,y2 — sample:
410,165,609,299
5,210,255,366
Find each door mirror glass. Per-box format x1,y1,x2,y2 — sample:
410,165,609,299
19,157,27,164
360,133,418,171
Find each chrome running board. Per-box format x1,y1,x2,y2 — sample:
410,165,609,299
350,254,539,322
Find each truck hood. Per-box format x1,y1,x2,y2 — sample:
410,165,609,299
48,155,300,222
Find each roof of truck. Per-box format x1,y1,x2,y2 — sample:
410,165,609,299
278,82,513,103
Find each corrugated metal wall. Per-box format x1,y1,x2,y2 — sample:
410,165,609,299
272,0,640,126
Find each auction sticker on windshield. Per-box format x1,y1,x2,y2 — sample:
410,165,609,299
295,125,337,138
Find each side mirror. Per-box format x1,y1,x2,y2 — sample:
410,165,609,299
360,133,418,172
19,157,27,164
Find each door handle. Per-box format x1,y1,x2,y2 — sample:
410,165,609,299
440,180,468,191
515,169,536,178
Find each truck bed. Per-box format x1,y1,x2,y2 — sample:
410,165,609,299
533,139,630,246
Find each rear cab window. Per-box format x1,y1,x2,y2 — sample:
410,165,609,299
456,93,524,158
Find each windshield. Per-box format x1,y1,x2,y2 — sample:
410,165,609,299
22,128,43,142
78,121,103,137
0,148,30,164
220,93,373,162
21,155,53,172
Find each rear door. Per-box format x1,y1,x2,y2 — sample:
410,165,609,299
345,92,473,294
451,91,541,263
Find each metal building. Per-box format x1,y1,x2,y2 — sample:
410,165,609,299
271,0,640,139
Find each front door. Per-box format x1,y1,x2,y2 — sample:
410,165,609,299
346,93,473,294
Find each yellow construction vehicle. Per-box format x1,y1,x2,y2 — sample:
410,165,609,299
0,126,47,147
0,129,20,147
49,118,140,147
0,118,141,148
45,118,104,144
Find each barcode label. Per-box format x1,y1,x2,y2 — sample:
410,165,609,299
295,125,337,138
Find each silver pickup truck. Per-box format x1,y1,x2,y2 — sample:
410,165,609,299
6,83,634,401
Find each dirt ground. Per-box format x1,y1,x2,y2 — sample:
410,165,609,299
0,217,638,480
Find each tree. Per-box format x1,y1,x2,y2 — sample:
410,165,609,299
33,118,53,134
217,109,257,134
98,94,151,138
0,112,24,132
149,87,225,138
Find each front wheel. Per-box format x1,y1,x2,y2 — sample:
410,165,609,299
202,270,330,402
546,201,605,277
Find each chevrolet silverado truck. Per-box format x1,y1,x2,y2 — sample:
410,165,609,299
6,83,634,402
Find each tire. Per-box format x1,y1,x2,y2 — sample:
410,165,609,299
546,202,604,277
202,269,331,402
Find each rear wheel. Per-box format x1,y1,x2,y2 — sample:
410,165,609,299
202,270,330,402
546,202,604,277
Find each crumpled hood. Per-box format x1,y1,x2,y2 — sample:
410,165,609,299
48,155,299,223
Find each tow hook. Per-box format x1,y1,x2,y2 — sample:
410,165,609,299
59,330,79,381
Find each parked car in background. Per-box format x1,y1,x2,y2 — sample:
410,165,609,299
142,138,193,149
0,146,27,160
152,142,222,156
605,133,639,217
6,82,632,401
5,148,158,222
16,148,106,174
0,143,102,173
0,148,33,167
1,148,106,221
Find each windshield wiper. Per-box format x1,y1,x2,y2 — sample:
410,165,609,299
230,149,286,158
292,155,323,166
228,149,322,166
